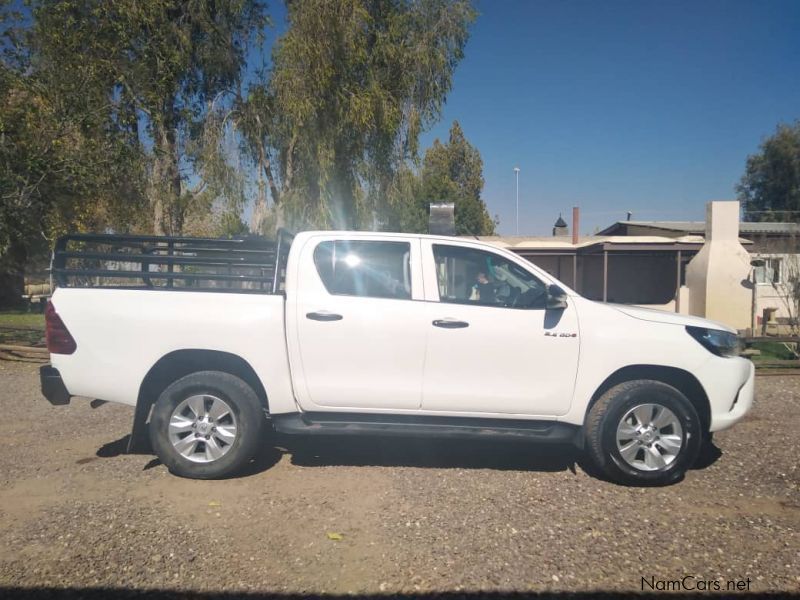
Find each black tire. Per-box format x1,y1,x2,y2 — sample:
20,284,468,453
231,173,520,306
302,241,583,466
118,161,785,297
584,379,702,486
149,371,265,479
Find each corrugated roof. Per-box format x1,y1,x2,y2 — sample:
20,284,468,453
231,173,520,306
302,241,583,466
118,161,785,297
606,221,800,234
469,234,722,250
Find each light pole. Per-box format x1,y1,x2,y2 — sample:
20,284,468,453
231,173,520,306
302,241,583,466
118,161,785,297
513,167,520,235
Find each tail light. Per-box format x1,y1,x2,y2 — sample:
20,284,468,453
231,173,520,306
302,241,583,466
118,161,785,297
45,301,77,355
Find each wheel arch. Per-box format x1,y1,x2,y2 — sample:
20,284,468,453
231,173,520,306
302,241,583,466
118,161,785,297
127,349,269,452
586,365,711,433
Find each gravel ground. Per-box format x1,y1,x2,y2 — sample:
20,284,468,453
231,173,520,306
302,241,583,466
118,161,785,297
0,360,798,597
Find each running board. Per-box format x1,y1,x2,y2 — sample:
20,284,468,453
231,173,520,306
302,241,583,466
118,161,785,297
271,412,582,446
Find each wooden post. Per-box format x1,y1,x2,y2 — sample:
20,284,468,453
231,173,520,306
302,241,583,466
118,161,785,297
675,250,682,313
573,253,578,290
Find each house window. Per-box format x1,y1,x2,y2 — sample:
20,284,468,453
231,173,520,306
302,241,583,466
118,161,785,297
754,257,782,285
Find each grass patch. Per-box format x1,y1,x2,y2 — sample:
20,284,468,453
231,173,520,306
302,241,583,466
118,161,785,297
749,341,798,361
0,310,45,330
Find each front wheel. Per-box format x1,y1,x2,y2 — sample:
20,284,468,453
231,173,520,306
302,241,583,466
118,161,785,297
584,380,702,486
149,371,265,479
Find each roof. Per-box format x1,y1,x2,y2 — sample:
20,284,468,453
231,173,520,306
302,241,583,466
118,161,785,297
466,233,730,252
597,220,800,236
553,215,568,228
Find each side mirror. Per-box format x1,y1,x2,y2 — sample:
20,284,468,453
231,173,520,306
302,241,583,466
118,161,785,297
546,284,568,310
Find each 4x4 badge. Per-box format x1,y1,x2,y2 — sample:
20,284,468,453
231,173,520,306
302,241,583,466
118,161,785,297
544,332,577,337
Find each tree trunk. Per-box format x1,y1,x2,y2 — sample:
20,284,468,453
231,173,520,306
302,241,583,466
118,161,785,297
250,156,268,234
149,119,183,235
0,241,27,309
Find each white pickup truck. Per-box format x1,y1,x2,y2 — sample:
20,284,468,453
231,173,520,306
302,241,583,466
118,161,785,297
40,230,754,485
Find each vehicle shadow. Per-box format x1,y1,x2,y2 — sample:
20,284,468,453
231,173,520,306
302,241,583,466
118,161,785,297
693,438,723,470
96,433,284,477
94,432,722,481
96,434,162,471
280,435,581,474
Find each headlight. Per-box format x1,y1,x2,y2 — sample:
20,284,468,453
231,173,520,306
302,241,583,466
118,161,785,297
686,326,743,357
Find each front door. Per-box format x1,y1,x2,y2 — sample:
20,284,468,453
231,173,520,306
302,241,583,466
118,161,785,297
290,236,428,411
420,242,580,416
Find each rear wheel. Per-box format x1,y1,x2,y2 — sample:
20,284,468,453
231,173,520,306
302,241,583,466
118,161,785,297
149,371,264,479
585,380,701,486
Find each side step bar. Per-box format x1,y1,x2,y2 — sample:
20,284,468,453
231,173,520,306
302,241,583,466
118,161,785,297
272,412,582,446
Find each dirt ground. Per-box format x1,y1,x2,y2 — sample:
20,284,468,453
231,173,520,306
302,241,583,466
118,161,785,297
0,361,798,598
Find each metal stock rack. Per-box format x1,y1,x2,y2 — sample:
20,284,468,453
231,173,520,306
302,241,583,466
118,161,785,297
51,229,294,294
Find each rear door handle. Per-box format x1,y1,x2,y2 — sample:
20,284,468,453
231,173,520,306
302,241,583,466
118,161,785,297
306,311,343,322
432,319,469,329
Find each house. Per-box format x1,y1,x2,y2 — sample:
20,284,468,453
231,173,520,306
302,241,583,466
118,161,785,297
597,217,799,333
466,203,798,333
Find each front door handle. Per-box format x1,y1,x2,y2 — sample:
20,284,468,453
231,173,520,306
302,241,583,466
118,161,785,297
432,319,469,329
306,311,343,322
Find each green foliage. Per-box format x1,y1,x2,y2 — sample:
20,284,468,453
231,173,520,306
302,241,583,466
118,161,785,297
25,0,267,235
738,121,800,223
0,43,145,285
1,0,480,303
420,121,495,235
240,0,476,231
381,121,495,235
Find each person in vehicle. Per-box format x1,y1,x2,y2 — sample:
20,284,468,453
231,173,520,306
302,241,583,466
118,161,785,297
472,271,497,304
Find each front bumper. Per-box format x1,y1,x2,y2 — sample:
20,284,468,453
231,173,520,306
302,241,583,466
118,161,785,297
40,365,71,406
708,359,755,432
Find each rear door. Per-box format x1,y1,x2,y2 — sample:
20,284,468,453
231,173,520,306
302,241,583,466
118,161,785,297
288,235,428,411
420,241,580,416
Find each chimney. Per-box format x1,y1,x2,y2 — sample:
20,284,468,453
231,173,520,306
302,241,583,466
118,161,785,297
685,201,751,329
572,206,580,245
626,211,632,221
705,200,739,241
429,203,456,236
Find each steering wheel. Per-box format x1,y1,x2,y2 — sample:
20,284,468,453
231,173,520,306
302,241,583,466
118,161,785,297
504,285,522,308
515,286,546,309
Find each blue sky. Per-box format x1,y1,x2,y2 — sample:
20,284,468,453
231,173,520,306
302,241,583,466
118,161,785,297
418,0,800,235
11,1,797,235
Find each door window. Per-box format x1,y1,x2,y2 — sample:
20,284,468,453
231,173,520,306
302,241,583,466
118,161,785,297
314,240,412,299
433,244,547,309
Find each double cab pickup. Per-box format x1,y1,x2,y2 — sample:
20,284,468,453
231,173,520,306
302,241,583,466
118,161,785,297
40,230,754,485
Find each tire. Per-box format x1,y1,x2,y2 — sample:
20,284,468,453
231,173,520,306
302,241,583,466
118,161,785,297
149,371,265,479
584,379,702,486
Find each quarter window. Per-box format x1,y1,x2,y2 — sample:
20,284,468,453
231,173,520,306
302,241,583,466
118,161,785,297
314,240,412,299
433,244,548,309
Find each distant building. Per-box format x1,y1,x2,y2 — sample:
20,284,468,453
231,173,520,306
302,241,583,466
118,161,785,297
552,214,569,237
468,204,799,333
597,220,800,253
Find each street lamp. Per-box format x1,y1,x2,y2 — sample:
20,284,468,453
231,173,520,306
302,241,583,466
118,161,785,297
513,167,520,235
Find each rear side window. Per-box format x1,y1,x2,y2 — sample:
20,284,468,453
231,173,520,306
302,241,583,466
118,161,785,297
313,240,412,300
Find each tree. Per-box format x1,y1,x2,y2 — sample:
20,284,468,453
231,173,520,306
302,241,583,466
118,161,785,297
0,11,146,305
738,121,800,223
418,121,495,235
239,0,476,232
27,0,268,235
0,0,478,307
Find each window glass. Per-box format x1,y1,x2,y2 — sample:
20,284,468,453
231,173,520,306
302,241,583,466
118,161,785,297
433,244,548,309
314,240,412,299
754,257,782,285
